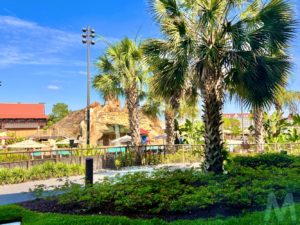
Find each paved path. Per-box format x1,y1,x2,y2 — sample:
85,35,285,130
0,163,198,205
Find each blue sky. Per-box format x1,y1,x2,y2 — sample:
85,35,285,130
0,0,299,114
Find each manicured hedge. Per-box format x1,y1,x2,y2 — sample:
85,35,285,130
231,153,297,168
0,204,299,225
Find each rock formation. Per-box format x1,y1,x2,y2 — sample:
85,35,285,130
49,100,163,146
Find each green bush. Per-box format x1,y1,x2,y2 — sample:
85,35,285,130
231,153,296,168
0,162,84,185
57,154,300,216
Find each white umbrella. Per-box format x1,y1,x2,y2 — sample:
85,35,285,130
111,135,132,145
153,134,167,140
7,139,47,149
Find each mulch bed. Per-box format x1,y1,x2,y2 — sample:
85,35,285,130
19,198,248,221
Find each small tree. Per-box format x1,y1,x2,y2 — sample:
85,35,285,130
46,103,70,128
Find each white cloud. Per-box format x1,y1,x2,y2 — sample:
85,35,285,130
78,70,87,75
47,85,61,90
0,15,110,68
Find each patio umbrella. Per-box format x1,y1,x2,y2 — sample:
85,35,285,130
111,135,132,145
7,139,47,149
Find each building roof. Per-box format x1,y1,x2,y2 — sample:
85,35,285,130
0,103,47,119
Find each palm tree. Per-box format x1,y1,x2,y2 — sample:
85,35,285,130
144,0,295,173
252,88,300,151
274,88,300,114
253,107,265,151
93,38,147,164
141,86,181,146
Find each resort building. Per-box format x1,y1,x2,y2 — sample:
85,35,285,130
0,103,48,137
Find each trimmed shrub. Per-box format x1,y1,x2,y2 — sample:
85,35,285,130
231,153,296,168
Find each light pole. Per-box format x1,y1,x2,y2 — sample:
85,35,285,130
82,27,95,146
241,103,245,142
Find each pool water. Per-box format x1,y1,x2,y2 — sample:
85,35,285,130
32,150,71,157
107,147,126,153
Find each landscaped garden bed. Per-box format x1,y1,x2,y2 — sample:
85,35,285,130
0,162,84,185
17,153,300,221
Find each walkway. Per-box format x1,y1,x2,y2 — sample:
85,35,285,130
0,163,198,205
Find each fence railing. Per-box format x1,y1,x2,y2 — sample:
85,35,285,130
0,145,204,170
0,143,299,170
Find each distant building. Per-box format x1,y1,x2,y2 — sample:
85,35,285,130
223,113,253,130
0,103,47,137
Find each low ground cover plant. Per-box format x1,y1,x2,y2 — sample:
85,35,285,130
1,204,300,225
0,162,84,185
27,153,300,219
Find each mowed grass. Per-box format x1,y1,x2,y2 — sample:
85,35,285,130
0,204,299,225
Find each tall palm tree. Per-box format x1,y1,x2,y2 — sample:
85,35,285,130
93,38,147,164
144,0,295,173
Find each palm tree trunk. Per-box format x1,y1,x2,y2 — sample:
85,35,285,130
253,107,264,151
125,87,141,165
164,108,175,146
201,83,224,174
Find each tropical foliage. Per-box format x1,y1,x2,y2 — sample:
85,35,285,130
143,0,295,173
263,112,300,144
178,119,204,144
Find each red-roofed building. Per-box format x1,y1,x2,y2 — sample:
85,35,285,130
0,103,47,137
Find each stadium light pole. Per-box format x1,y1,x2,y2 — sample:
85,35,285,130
82,26,95,146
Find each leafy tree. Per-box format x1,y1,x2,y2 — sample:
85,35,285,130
144,0,295,173
179,119,204,144
46,103,70,128
93,38,147,164
223,118,241,137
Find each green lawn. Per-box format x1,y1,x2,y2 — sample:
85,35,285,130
0,204,299,225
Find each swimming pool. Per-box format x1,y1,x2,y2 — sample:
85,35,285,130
32,150,71,157
107,147,126,153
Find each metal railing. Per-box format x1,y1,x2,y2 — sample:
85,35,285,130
0,145,204,169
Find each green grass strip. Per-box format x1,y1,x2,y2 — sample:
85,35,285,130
0,204,299,225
